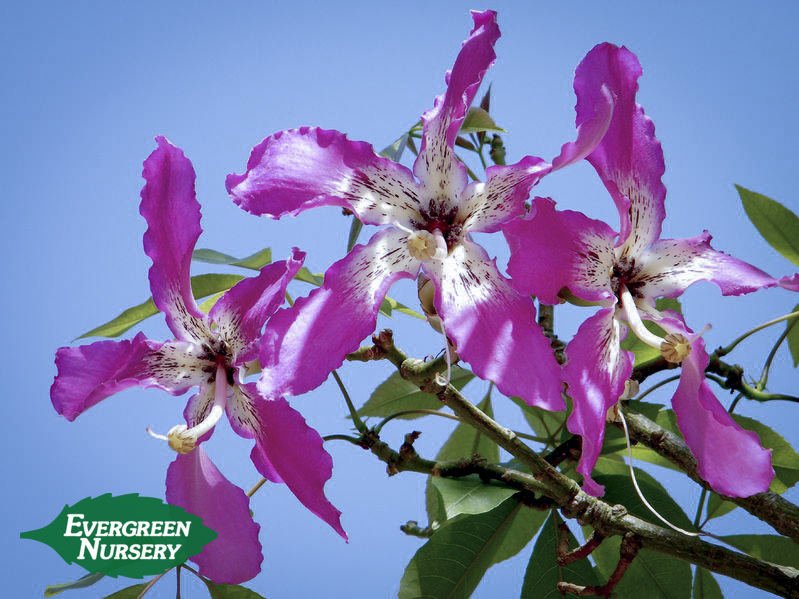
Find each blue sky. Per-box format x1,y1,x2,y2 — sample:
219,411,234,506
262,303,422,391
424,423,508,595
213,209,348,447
4,1,798,597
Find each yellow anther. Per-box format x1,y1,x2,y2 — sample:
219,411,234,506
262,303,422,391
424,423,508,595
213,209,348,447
660,333,691,363
407,229,447,262
167,425,196,454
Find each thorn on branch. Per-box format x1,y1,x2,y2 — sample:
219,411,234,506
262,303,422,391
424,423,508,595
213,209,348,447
400,431,421,458
557,533,642,598
557,522,606,566
400,520,437,538
544,435,581,467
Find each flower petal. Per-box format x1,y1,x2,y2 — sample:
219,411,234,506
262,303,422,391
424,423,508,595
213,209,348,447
504,197,617,305
459,156,552,234
249,391,347,539
779,273,799,292
413,10,499,211
660,317,774,497
183,385,216,444
551,84,614,171
227,127,422,228
636,231,779,298
166,447,262,584
425,239,564,411
575,43,666,258
258,228,419,399
50,333,188,422
147,340,214,390
140,136,211,342
226,384,283,482
563,308,633,496
211,248,305,362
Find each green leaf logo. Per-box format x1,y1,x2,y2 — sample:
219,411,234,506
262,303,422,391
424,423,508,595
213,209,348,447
21,494,217,578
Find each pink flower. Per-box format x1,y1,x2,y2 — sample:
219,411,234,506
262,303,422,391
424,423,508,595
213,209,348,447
504,44,778,497
226,11,612,410
51,137,345,583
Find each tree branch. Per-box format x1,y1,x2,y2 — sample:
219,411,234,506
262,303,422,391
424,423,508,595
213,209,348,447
617,403,799,544
351,330,799,598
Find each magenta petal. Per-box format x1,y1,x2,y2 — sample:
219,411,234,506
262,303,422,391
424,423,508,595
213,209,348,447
226,385,283,482
638,231,779,298
166,447,262,584
258,228,419,399
779,273,799,292
460,156,552,234
211,248,305,362
575,43,666,257
249,392,347,539
563,308,634,496
51,333,179,421
227,127,421,228
660,319,774,497
413,10,499,206
552,84,614,171
140,137,210,342
426,240,564,411
504,197,617,305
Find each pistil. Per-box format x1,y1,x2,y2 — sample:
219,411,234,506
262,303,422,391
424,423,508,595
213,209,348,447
618,286,691,363
406,229,447,262
148,362,229,454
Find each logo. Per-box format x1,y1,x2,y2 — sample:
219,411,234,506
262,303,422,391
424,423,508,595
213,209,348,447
21,494,217,578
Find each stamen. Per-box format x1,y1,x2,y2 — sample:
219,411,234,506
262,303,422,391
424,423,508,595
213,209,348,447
434,319,454,387
660,333,691,363
661,323,712,363
148,362,229,454
619,286,665,350
407,229,447,262
617,408,699,537
417,275,443,334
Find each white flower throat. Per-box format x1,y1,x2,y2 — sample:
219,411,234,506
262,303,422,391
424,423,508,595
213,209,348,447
148,362,230,454
406,229,447,262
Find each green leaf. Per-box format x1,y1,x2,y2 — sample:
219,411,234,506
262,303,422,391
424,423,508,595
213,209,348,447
459,107,506,134
205,581,268,599
346,215,363,252
693,567,724,599
192,248,272,271
77,273,245,339
379,132,409,163
619,298,683,366
293,267,324,286
590,535,691,599
787,303,799,368
292,267,423,320
356,366,474,419
198,291,225,314
621,318,667,365
704,493,738,522
737,185,799,266
398,498,546,599
722,534,799,568
625,401,665,422
521,511,598,599
730,413,799,493
426,393,500,524
592,467,694,530
510,396,566,445
44,572,105,597
379,295,425,320
601,404,683,472
431,477,516,520
656,297,683,315
103,583,149,598
21,494,217,578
